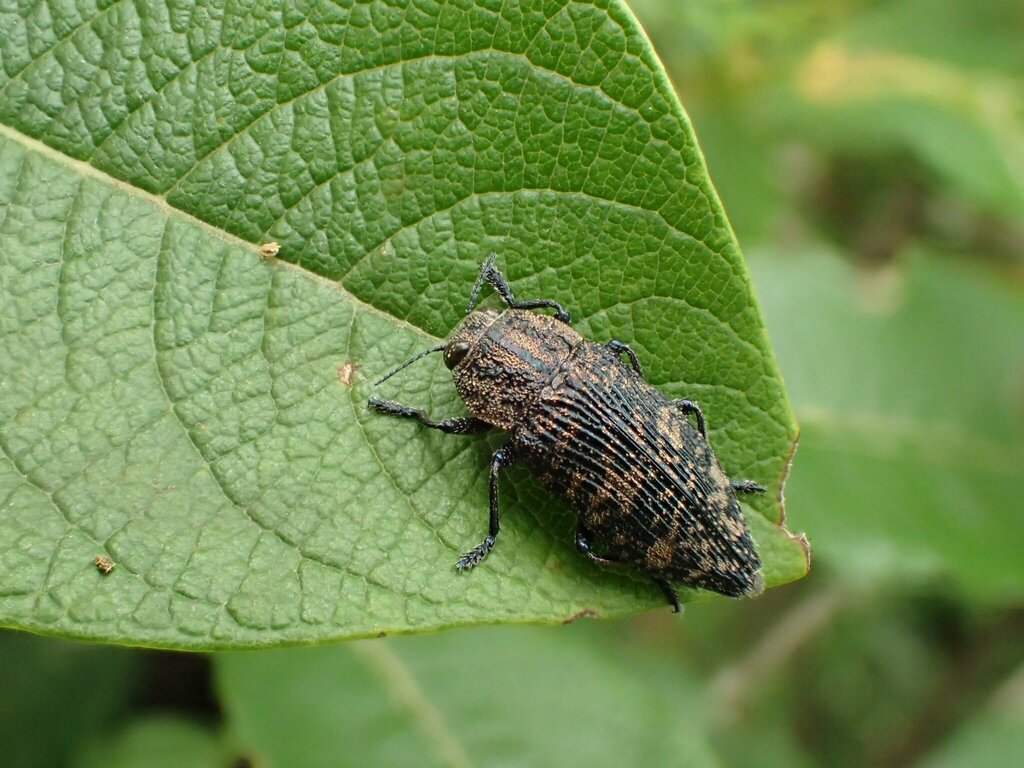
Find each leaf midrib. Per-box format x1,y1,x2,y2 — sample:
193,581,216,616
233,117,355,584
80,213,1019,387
3,122,583,638
0,124,437,616
0,123,440,343
2,121,768,422
3,10,744,314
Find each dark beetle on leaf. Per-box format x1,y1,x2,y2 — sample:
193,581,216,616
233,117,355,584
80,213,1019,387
369,255,765,611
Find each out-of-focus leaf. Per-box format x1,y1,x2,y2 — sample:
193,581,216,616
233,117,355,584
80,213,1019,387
216,625,717,768
923,664,1024,768
0,631,141,768
0,0,804,650
791,2,1024,220
791,597,945,767
840,0,1024,74
752,249,1024,599
72,718,228,768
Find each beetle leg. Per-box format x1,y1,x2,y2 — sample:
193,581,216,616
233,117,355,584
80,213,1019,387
467,253,572,323
655,579,683,613
456,444,515,571
606,340,644,376
672,398,707,439
574,528,620,567
368,397,491,435
580,529,682,614
507,298,572,323
732,480,766,494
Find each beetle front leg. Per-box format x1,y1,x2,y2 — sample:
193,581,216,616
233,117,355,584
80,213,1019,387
456,444,515,570
606,340,644,376
672,398,707,439
467,253,571,323
368,397,491,435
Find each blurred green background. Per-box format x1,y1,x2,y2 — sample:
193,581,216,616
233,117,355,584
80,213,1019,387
4,0,1022,765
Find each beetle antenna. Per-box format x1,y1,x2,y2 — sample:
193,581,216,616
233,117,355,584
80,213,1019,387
375,344,446,385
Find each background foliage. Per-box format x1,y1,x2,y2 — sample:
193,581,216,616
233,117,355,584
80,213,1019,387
2,0,1023,766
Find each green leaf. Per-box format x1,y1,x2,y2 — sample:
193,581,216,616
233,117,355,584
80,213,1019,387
0,631,142,768
71,717,229,768
789,0,1024,220
216,625,717,767
0,0,803,649
752,249,1024,600
922,664,1024,768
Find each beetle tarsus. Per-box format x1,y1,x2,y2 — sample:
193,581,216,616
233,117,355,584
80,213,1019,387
732,480,766,494
672,398,707,439
456,535,495,571
456,445,514,570
468,252,571,323
655,579,683,613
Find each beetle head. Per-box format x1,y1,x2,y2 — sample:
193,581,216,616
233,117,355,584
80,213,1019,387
443,310,499,371
374,310,499,386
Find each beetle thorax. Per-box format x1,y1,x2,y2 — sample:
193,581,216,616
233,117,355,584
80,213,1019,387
448,309,581,431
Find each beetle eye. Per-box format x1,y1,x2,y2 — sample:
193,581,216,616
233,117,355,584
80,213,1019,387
444,342,471,370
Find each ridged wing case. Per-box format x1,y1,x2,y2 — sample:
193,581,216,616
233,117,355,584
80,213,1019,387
514,340,763,597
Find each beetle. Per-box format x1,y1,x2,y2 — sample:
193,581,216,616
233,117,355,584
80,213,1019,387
369,255,766,611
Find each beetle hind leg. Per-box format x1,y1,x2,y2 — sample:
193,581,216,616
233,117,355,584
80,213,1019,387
576,530,681,613
467,253,571,323
655,579,683,613
575,529,620,567
456,444,515,571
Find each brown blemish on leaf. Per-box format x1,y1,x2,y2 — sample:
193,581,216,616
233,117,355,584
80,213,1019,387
563,608,598,624
772,431,812,572
338,361,360,388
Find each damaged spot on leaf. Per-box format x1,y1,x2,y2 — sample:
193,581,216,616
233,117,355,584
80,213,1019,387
338,361,360,388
